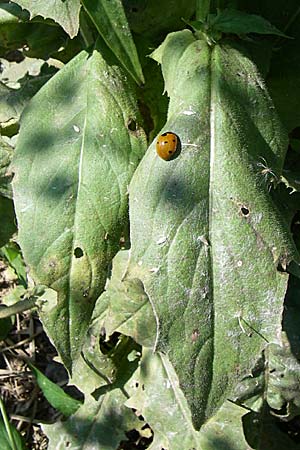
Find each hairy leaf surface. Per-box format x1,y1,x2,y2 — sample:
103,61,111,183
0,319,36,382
127,349,201,449
0,67,55,135
0,137,13,198
44,391,142,450
11,0,81,38
127,30,298,428
13,48,146,370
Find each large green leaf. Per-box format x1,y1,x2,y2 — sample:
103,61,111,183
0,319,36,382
126,30,298,428
127,349,201,449
12,47,147,370
28,362,82,417
101,250,157,348
43,390,143,450
199,401,251,450
45,334,144,450
81,0,144,85
0,65,55,136
0,242,27,287
210,9,289,37
12,0,81,38
128,350,294,450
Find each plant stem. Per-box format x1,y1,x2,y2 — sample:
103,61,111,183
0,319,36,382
196,0,211,21
0,397,17,450
0,297,37,319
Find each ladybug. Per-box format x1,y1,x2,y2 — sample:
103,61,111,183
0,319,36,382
156,132,179,160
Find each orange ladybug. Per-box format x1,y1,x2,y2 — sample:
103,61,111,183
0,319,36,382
156,132,178,160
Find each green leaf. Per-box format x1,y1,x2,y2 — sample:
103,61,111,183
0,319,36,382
101,250,157,348
0,197,16,247
81,0,144,85
1,242,27,287
0,417,26,450
28,362,82,417
25,23,70,60
236,0,300,31
12,47,147,371
123,0,196,39
267,338,300,418
236,2,300,131
72,303,141,395
0,21,29,56
0,137,13,199
11,0,81,38
241,408,300,450
2,285,26,306
0,64,56,136
135,37,168,140
199,401,252,450
44,387,144,449
127,30,298,429
0,3,29,24
210,9,290,37
126,349,201,450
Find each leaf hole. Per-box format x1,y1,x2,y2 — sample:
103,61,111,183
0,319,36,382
74,247,83,258
99,332,120,354
277,262,287,273
127,118,137,131
241,206,250,216
125,429,140,442
5,50,24,63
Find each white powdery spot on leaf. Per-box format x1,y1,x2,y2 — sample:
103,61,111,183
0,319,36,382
73,125,80,133
157,236,168,245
